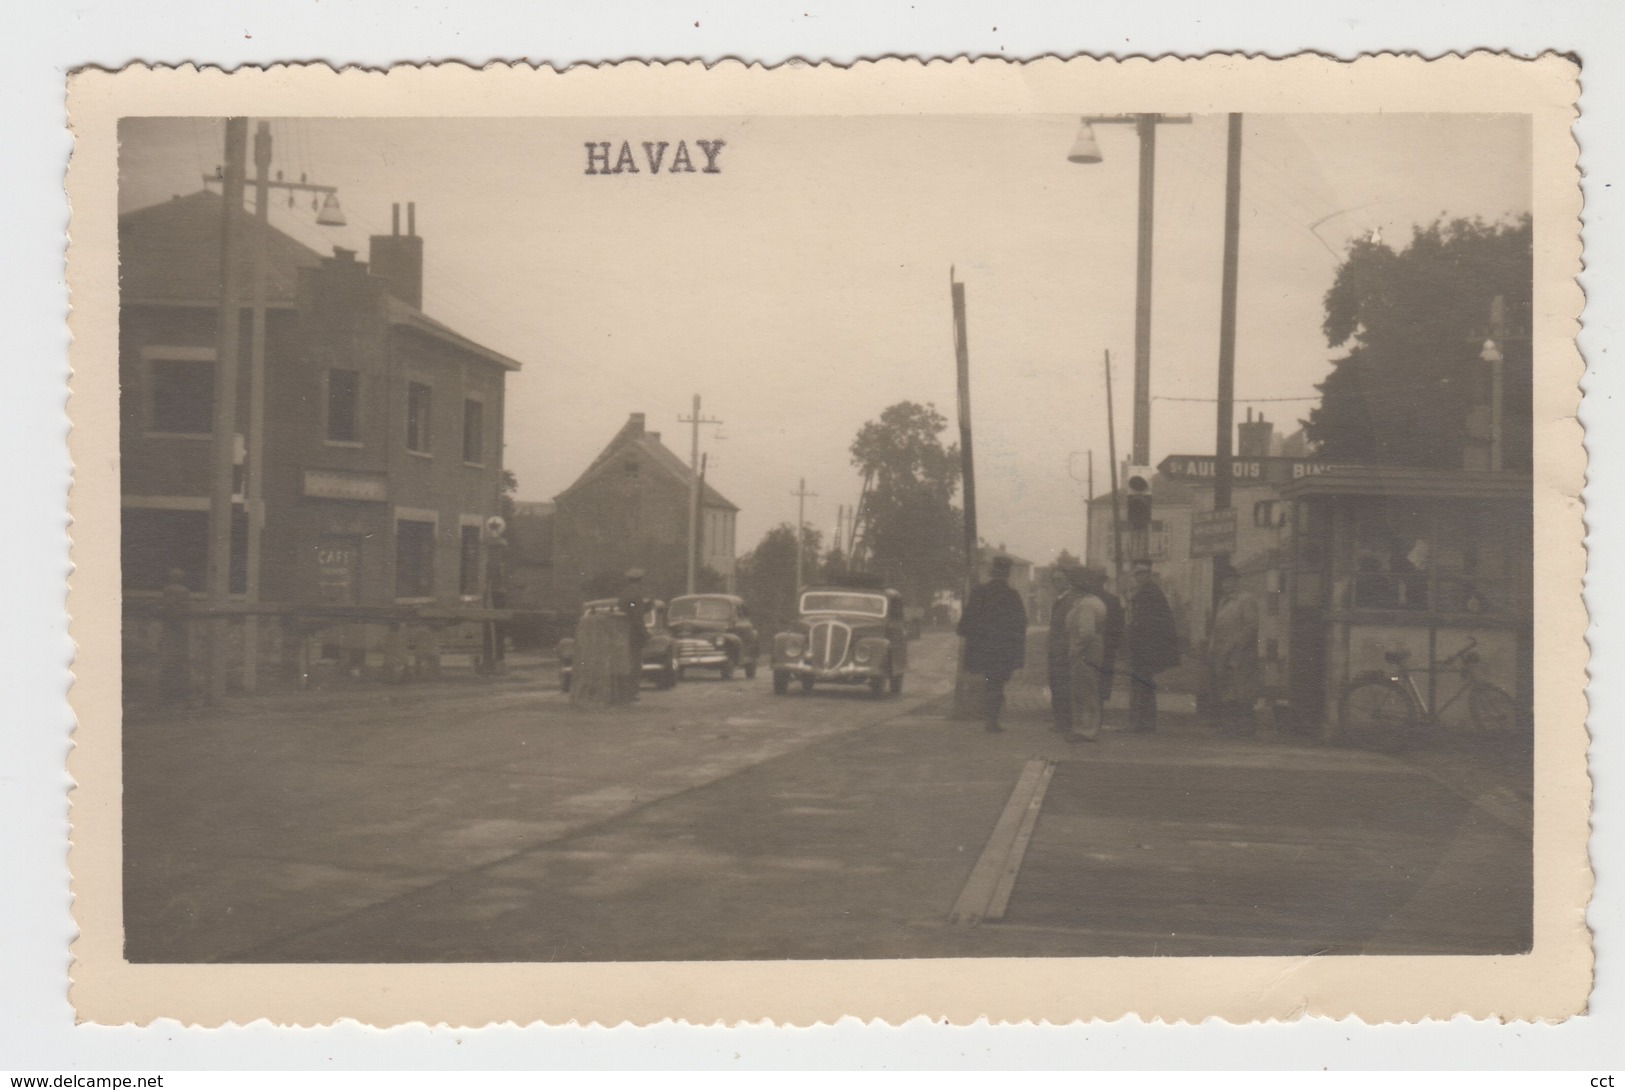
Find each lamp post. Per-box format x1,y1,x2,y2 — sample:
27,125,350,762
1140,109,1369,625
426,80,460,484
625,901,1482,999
1068,113,1191,471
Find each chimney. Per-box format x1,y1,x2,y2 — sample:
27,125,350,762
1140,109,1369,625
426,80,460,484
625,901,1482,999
368,201,425,310
1237,410,1275,458
628,412,645,434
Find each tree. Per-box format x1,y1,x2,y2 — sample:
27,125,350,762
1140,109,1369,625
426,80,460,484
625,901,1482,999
499,468,519,522
850,401,964,602
1054,548,1081,569
1305,216,1532,470
739,523,823,638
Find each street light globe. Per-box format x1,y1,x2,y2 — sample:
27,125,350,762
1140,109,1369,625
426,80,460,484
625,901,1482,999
1067,120,1104,164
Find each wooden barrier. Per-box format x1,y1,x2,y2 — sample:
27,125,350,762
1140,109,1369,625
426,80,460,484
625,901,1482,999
570,611,636,708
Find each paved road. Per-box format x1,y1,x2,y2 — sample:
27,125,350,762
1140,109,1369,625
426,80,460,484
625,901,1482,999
124,630,1531,963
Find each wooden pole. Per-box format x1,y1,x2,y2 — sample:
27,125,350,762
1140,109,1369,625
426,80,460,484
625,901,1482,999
1211,113,1243,616
952,271,982,720
1131,114,1157,468
205,117,247,704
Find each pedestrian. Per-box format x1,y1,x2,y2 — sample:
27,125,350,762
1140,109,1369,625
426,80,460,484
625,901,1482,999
1124,560,1180,733
957,555,1029,733
618,567,649,696
1063,567,1110,742
1208,568,1262,734
1046,567,1078,736
1074,567,1125,708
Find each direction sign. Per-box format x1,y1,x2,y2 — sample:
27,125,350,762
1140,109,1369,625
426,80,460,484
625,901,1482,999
1190,508,1238,559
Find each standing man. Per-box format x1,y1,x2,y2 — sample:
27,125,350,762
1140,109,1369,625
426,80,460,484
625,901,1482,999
1208,568,1262,735
1124,560,1180,734
1076,567,1125,711
1046,567,1079,736
957,555,1029,733
618,567,649,695
1064,568,1110,743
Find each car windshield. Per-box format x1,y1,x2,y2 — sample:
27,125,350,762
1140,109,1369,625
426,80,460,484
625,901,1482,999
668,597,733,622
800,591,888,618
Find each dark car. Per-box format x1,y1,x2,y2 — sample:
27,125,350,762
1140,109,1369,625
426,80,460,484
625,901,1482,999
557,598,679,692
667,594,760,680
770,585,909,697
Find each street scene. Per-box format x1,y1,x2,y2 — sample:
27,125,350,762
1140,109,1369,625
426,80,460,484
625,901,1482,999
116,111,1536,963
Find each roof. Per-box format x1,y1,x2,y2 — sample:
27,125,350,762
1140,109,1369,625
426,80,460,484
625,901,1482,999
557,413,740,511
119,190,522,371
1280,465,1532,502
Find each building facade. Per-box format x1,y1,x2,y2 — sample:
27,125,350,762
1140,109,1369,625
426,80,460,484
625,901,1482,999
120,192,522,659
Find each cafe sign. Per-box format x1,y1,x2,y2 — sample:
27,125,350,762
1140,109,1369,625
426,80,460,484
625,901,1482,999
1157,454,1331,486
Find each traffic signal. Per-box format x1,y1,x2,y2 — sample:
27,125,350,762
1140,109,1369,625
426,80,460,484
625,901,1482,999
1124,466,1153,531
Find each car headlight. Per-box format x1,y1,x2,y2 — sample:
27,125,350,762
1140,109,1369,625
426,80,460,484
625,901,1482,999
784,635,805,656
712,635,724,648
854,648,871,663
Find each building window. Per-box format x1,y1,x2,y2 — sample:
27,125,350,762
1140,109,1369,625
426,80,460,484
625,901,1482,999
462,398,484,464
121,507,244,593
149,359,215,434
327,368,361,443
459,524,482,598
406,382,433,454
395,518,436,598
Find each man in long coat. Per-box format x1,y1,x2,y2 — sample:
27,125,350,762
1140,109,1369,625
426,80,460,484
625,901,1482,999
957,555,1028,733
1208,569,1262,734
1124,561,1180,733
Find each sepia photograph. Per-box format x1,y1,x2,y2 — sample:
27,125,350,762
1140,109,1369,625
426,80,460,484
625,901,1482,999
63,57,1589,1025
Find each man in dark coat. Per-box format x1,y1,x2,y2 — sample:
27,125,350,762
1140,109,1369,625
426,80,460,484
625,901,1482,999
1124,560,1180,733
957,555,1028,733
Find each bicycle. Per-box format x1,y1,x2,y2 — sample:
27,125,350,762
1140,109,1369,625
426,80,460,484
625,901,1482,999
1339,637,1522,752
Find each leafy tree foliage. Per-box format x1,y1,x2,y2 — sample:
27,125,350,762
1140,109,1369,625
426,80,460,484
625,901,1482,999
850,401,964,602
1306,216,1532,470
1054,548,1081,569
738,523,823,638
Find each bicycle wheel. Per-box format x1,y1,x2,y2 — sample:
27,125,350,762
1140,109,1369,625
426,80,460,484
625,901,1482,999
1341,678,1420,752
1468,682,1519,737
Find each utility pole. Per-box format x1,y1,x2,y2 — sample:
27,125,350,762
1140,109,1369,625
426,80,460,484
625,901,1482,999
1086,449,1095,566
951,272,978,589
205,117,248,704
1211,113,1243,615
679,394,722,594
242,121,272,693
1103,349,1125,590
791,477,817,594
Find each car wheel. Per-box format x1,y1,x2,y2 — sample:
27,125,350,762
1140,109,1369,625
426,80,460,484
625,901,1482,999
773,670,790,695
657,657,679,690
868,675,886,698
744,661,757,680
676,666,686,681
560,675,572,694
889,673,903,695
720,658,735,681
800,677,815,694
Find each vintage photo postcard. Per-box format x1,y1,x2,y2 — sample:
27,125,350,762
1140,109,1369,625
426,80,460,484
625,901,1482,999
65,55,1588,1026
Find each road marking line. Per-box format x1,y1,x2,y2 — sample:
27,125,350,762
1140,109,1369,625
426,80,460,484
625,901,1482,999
949,758,1055,926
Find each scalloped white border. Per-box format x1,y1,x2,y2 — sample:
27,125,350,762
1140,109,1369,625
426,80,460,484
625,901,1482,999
63,54,1589,1028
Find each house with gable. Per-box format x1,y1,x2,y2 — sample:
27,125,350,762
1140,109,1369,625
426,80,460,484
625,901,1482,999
545,412,739,610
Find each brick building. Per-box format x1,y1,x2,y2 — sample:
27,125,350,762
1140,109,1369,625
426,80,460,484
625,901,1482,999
546,412,739,610
119,191,522,631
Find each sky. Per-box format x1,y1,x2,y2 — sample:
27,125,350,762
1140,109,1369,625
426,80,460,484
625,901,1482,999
118,113,1531,566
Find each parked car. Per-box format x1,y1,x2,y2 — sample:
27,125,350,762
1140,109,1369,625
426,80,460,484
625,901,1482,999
770,585,908,697
557,598,679,692
667,594,760,680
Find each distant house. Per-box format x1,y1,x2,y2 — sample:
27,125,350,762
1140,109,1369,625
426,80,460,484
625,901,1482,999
547,412,739,609
503,499,555,612
119,191,521,650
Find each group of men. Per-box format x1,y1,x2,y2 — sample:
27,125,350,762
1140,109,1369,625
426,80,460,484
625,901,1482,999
957,556,1179,741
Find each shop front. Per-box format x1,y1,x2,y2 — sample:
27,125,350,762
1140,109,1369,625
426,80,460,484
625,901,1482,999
1279,466,1532,740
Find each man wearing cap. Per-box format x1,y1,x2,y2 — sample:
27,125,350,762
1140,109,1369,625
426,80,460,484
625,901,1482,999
1124,560,1180,733
618,568,649,692
1074,567,1125,715
957,555,1028,733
